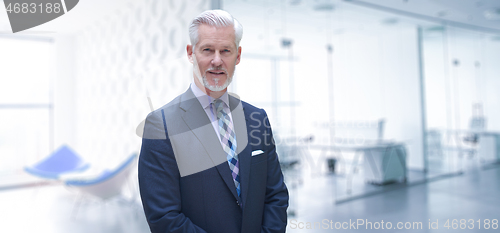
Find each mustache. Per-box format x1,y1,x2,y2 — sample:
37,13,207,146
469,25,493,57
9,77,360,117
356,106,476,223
205,67,228,73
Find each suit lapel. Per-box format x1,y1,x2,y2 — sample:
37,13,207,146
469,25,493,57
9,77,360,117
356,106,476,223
179,89,240,201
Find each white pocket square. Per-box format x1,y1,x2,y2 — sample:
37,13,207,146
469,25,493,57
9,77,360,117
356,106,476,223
251,150,264,156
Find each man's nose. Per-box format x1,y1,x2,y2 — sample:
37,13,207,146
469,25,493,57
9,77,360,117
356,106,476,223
211,51,223,67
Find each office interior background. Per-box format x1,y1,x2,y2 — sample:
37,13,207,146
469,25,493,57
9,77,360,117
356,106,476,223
1,0,500,232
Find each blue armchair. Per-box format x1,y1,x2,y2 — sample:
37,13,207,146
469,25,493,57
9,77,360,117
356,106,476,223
24,145,90,179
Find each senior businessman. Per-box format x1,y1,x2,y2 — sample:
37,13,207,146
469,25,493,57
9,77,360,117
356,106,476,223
138,10,289,233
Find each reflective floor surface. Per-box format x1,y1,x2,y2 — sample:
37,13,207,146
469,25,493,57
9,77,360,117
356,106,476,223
0,163,498,232
287,163,500,232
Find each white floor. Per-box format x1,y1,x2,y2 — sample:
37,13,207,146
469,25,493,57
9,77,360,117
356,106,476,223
1,160,498,233
0,184,149,233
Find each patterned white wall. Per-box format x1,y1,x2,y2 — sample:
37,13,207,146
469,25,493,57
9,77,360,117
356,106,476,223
75,0,209,166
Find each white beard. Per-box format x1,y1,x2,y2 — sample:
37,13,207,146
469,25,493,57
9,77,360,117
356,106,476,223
198,70,233,92
192,54,235,92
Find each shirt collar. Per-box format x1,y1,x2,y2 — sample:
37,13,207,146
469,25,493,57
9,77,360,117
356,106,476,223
190,82,230,109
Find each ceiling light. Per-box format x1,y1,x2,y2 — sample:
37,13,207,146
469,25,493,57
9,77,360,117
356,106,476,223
437,11,447,17
313,0,335,11
484,8,500,20
425,26,445,32
381,18,399,25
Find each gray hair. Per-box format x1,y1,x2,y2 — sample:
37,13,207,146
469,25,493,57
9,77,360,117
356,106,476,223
189,10,243,49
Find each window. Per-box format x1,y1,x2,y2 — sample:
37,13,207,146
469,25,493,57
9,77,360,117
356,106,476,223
0,37,53,177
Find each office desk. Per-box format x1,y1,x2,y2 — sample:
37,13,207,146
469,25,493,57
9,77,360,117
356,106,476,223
476,132,500,163
309,142,407,193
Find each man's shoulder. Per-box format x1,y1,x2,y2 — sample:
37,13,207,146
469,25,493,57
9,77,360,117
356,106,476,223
142,92,186,140
240,99,266,117
228,92,264,115
151,91,266,117
157,94,183,115
145,95,179,120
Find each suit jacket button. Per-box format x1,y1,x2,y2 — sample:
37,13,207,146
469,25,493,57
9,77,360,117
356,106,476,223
236,201,239,205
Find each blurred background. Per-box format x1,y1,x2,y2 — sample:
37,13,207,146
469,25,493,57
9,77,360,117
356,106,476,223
1,0,499,232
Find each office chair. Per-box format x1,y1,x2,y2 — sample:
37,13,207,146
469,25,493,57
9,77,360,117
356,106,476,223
24,145,90,179
462,104,486,158
64,153,138,217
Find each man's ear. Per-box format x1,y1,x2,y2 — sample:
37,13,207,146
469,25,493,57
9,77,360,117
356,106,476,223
235,46,242,65
187,45,193,64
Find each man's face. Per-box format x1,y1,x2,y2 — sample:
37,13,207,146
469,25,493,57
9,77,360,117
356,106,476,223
188,24,241,92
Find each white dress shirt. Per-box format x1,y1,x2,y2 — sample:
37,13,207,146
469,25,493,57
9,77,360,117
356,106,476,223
190,82,234,145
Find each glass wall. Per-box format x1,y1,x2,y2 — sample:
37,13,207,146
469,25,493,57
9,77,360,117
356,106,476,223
422,26,500,176
224,0,426,208
224,0,500,211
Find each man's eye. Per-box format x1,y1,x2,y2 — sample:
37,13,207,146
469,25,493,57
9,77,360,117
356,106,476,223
223,49,230,53
203,48,211,52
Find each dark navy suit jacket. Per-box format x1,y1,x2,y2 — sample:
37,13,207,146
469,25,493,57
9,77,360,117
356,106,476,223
138,88,289,233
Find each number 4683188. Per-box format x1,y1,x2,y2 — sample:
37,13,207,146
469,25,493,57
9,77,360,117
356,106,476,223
443,219,498,230
5,2,62,14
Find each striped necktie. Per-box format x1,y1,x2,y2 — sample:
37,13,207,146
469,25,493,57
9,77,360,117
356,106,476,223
213,99,240,196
